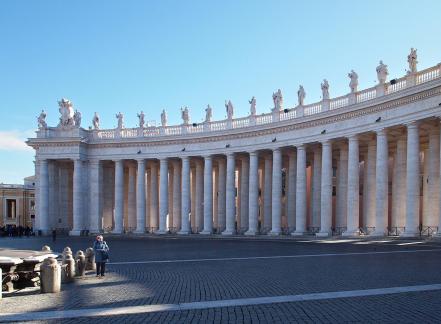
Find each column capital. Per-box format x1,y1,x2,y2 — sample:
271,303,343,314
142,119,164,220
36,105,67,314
136,158,146,163
89,159,101,166
321,139,332,146
226,152,235,159
296,144,305,151
347,134,359,142
272,147,281,153
159,157,168,164
248,151,258,157
405,120,420,129
203,155,213,160
375,128,388,136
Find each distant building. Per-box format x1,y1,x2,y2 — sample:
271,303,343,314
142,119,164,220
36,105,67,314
0,176,36,228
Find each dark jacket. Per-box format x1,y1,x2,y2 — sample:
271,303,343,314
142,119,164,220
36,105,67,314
93,240,109,263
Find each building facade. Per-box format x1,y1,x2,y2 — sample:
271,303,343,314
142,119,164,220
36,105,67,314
28,50,441,237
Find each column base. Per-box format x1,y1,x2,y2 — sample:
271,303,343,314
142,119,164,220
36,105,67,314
200,230,212,235
291,231,307,236
112,229,123,234
370,231,386,237
89,229,102,235
316,231,331,237
244,230,257,236
222,230,234,235
268,230,281,236
400,231,419,238
133,230,146,234
177,230,190,235
342,229,360,237
69,230,82,236
154,230,167,235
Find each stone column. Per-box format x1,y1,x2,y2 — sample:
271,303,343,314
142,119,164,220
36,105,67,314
270,148,282,235
172,160,182,231
372,129,388,236
195,160,204,232
89,160,102,233
311,147,322,228
113,160,124,234
222,153,236,235
245,152,259,235
39,159,50,235
156,158,168,234
240,157,249,231
392,136,407,228
317,140,332,237
70,159,84,236
293,145,307,235
217,159,226,232
178,157,191,234
364,140,376,228
336,144,348,228
127,163,137,231
427,127,440,227
201,156,213,234
135,159,146,233
343,135,360,236
287,151,297,232
263,155,272,231
149,162,159,231
402,122,420,237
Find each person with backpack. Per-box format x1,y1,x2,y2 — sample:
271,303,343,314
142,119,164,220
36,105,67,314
93,235,109,278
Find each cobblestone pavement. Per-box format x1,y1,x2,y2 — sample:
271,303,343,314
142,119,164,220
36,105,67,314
1,235,441,323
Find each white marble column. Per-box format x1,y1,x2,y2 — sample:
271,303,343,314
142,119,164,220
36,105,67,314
201,156,213,234
172,160,182,231
402,122,420,237
156,158,168,234
127,163,137,231
287,151,297,232
391,136,407,228
311,147,322,228
89,160,102,233
149,162,159,230
245,151,259,235
427,127,440,227
336,144,348,228
217,159,226,232
39,159,50,234
195,160,204,232
364,140,376,228
343,135,360,236
270,148,282,235
263,155,272,231
222,153,236,235
293,145,307,235
135,159,146,233
317,140,332,237
178,156,191,234
113,160,124,234
372,129,388,236
70,159,84,235
240,157,249,231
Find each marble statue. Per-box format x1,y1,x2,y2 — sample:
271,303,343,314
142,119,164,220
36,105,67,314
116,112,124,129
137,111,145,128
272,89,283,111
348,70,359,93
92,112,100,130
205,105,212,123
181,106,190,125
407,48,418,74
225,100,234,120
73,110,81,127
249,96,256,116
57,98,75,127
161,109,167,127
376,60,389,84
321,79,330,100
297,85,306,106
37,110,47,129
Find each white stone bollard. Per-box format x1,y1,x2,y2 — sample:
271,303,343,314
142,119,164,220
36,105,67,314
40,257,61,293
61,253,75,283
85,247,96,271
42,245,51,252
62,247,72,263
75,251,86,277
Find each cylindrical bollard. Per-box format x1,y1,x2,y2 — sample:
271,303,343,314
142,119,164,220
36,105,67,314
62,247,72,263
42,245,51,252
40,257,61,293
61,253,75,283
75,250,86,277
85,247,96,271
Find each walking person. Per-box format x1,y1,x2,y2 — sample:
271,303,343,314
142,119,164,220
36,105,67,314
93,235,109,278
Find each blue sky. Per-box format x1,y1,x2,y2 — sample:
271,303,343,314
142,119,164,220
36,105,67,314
1,0,441,183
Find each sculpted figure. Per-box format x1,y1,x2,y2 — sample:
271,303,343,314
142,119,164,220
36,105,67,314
249,96,256,116
205,105,212,123
225,100,234,119
272,89,283,111
73,110,81,127
115,112,124,129
407,48,418,74
181,106,190,125
92,112,100,130
376,60,388,84
297,85,306,106
137,111,145,128
348,70,358,93
321,79,330,100
161,109,167,127
37,110,47,129
57,98,75,127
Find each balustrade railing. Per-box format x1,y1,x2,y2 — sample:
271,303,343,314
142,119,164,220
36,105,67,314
304,103,322,116
329,95,349,110
386,77,406,94
356,88,377,103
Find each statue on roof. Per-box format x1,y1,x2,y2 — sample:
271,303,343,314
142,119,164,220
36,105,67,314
181,106,190,125
376,60,389,84
37,110,47,130
297,85,306,106
137,111,145,128
116,112,124,129
205,105,212,123
348,70,358,93
161,109,167,127
73,109,81,127
407,48,418,74
92,112,100,130
225,100,234,120
272,89,283,111
321,79,330,100
249,96,256,116
57,98,75,128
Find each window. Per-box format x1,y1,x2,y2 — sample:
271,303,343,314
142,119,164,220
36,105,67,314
7,199,16,219
30,200,35,211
